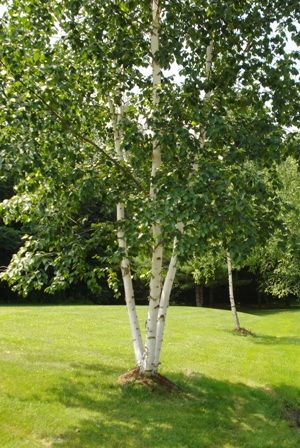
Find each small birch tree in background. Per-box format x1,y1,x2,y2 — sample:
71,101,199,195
1,0,299,378
226,251,241,331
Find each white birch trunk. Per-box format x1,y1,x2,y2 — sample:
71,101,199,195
110,98,143,365
142,0,163,375
154,222,183,368
205,40,214,92
200,40,215,145
226,251,241,331
117,204,143,364
154,238,177,368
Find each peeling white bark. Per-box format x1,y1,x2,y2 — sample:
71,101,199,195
200,40,215,146
226,251,241,331
143,229,163,373
142,0,163,375
205,40,214,96
117,204,143,364
110,97,143,365
154,223,183,368
154,241,176,368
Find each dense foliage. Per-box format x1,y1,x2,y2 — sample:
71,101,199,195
0,1,299,306
249,157,300,299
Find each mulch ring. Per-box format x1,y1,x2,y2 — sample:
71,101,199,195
117,367,182,393
233,327,256,337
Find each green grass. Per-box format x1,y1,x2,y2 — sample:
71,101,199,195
0,305,299,448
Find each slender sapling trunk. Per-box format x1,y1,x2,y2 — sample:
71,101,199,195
226,250,241,331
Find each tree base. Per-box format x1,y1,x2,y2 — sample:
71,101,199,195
117,368,181,393
233,327,255,336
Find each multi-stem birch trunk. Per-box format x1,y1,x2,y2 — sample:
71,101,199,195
226,250,241,331
142,0,163,375
113,2,206,375
109,98,143,365
109,3,178,376
152,38,215,372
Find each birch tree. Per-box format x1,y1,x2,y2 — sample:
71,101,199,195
1,0,299,377
226,251,241,331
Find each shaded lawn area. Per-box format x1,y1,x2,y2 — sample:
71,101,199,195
0,305,299,447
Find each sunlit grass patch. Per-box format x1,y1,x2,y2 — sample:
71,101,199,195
0,305,299,447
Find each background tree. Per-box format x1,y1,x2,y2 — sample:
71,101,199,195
249,157,300,301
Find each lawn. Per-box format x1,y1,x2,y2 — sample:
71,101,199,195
0,305,299,448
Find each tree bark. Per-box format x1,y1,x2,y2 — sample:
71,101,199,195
154,244,177,369
226,251,241,331
110,97,143,365
257,290,262,308
154,221,183,369
142,0,163,375
200,40,214,144
205,41,214,88
195,284,204,307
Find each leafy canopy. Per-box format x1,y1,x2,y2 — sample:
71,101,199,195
0,0,299,295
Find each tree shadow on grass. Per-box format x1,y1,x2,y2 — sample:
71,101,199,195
252,335,300,346
244,308,300,316
49,363,300,448
220,329,300,346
